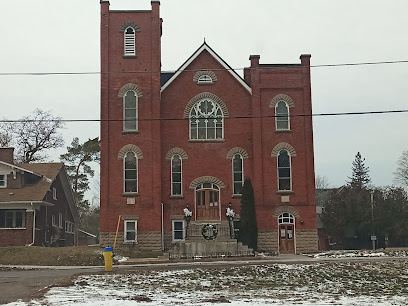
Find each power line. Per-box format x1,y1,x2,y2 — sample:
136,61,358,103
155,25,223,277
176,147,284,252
0,60,407,76
1,109,407,123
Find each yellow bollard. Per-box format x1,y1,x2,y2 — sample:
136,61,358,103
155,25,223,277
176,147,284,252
103,246,113,271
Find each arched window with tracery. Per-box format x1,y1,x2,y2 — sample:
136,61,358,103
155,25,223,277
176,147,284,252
190,99,223,140
275,100,290,130
124,151,138,193
123,90,138,132
277,149,292,191
124,27,135,56
171,154,182,196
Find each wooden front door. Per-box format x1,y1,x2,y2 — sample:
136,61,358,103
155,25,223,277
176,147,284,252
196,188,220,220
279,224,295,254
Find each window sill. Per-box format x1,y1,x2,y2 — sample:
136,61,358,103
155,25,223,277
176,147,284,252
0,227,26,230
232,194,242,198
122,192,140,197
170,195,184,199
275,129,291,133
276,190,294,195
123,55,137,59
123,241,138,245
189,139,225,143
122,130,139,135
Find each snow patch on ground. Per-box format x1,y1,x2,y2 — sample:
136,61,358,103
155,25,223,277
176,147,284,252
5,261,408,305
308,249,408,258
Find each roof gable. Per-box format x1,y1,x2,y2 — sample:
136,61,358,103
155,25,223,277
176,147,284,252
161,42,252,94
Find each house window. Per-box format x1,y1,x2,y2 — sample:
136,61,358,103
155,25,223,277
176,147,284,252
124,26,135,56
172,220,185,241
0,174,6,188
171,154,182,196
190,99,223,140
275,100,290,130
124,220,137,242
197,75,213,84
277,149,292,191
65,221,74,234
58,213,63,228
52,214,56,226
53,187,57,200
0,210,25,228
232,154,243,195
123,90,138,132
124,152,138,193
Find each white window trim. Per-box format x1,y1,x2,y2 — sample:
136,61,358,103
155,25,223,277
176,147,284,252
0,173,7,188
197,75,213,84
53,187,57,200
124,220,138,243
0,210,26,229
171,154,182,196
65,221,74,234
189,99,224,141
278,213,295,224
52,214,56,227
275,100,290,131
123,151,138,194
123,90,138,132
172,220,186,242
58,213,63,229
277,150,293,191
124,26,135,56
232,154,244,195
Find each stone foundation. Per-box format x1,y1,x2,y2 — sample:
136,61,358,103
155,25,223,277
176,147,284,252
100,231,162,252
295,229,318,253
257,230,278,254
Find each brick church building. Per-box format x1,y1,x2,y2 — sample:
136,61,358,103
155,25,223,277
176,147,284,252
100,0,318,255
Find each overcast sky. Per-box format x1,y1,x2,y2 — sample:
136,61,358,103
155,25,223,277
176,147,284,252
1,0,407,188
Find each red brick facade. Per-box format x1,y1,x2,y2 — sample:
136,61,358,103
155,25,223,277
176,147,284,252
100,1,318,254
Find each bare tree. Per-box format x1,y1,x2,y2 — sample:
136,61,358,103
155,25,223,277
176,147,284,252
395,150,408,188
0,121,14,147
315,175,330,189
14,109,65,163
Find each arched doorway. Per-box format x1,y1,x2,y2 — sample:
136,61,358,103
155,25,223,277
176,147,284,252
195,183,220,221
278,212,295,254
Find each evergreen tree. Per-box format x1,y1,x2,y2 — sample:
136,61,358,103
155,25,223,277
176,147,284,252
348,152,371,189
239,178,258,250
60,137,100,215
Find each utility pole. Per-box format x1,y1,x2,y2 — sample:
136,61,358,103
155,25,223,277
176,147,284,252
370,190,376,251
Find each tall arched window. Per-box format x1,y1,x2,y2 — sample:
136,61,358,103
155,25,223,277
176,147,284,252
124,27,135,56
124,91,138,132
171,154,182,196
275,100,289,130
190,99,223,140
124,152,138,193
232,154,243,195
277,149,291,191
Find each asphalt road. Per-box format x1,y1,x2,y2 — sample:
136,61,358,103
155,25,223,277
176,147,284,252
1,255,407,305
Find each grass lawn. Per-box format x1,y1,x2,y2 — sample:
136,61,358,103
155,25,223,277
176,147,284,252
0,246,163,266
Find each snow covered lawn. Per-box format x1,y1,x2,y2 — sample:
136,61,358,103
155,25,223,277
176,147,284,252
6,260,408,305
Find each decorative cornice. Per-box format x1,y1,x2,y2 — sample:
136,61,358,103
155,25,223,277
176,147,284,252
119,22,141,32
117,144,144,160
270,94,295,108
165,147,188,160
118,83,143,98
183,92,229,119
226,147,249,160
193,70,218,83
273,206,300,218
271,142,297,157
189,176,225,189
